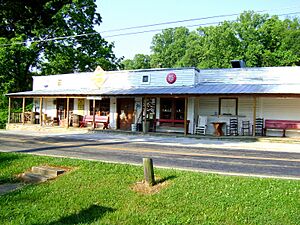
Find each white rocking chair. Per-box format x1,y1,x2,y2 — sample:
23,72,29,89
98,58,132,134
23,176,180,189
195,116,207,135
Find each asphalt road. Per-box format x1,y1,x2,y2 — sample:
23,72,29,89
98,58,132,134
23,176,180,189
1,131,300,179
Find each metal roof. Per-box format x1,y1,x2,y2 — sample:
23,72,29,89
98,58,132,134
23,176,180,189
7,83,300,97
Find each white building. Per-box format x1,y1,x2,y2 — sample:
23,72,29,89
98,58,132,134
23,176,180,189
7,66,300,137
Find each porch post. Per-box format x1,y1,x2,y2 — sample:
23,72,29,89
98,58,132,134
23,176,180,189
184,97,188,136
143,96,147,133
39,97,43,126
253,96,257,136
7,97,11,124
92,99,96,129
66,97,70,128
22,97,25,125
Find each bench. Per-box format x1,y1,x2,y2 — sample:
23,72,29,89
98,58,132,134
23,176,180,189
155,119,190,133
80,115,109,129
265,119,300,137
156,119,190,125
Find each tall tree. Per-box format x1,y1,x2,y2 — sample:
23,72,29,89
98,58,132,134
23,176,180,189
150,27,190,68
0,0,121,128
149,11,300,69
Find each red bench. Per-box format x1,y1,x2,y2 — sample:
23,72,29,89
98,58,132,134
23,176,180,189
156,119,190,124
80,115,109,129
265,119,300,137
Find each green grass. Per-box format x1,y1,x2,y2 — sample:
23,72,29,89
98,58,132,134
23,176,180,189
0,152,300,225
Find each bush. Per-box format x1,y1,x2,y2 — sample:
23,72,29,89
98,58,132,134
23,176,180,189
0,109,8,129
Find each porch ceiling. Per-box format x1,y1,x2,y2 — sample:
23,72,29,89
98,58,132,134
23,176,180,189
6,83,300,97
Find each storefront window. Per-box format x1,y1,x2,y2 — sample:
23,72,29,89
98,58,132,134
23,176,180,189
89,99,110,116
219,98,238,115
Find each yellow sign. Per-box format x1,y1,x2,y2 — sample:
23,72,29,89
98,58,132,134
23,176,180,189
77,99,85,115
92,66,107,88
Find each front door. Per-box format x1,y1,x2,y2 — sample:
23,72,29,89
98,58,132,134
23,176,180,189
117,98,134,130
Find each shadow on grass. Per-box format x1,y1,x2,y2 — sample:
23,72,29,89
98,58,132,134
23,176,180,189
0,153,24,170
41,204,115,225
155,175,177,184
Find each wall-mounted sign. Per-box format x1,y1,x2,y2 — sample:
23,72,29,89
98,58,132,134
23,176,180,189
92,66,108,88
166,72,177,84
87,96,103,100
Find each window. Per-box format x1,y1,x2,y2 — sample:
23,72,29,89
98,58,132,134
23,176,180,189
89,98,110,116
219,98,238,115
141,75,150,84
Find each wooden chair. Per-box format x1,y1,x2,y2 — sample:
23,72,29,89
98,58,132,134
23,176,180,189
255,118,264,136
195,115,207,135
229,118,238,136
241,120,251,136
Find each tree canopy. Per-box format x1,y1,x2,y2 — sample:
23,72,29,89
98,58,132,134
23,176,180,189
0,0,121,128
122,11,300,70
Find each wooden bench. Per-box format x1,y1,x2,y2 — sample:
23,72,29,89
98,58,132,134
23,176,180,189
265,119,300,137
156,119,190,125
80,115,109,129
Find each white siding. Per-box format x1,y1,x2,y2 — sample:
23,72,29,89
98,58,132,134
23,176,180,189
44,98,56,118
32,68,197,92
195,96,260,135
198,67,300,84
261,98,300,120
261,97,300,137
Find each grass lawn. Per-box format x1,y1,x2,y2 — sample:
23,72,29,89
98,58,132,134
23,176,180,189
0,152,299,225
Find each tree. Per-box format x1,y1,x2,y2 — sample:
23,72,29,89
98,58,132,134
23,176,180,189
195,21,240,68
149,11,300,69
0,0,121,128
121,54,151,70
150,27,190,68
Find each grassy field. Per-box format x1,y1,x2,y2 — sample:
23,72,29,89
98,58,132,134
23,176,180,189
0,152,299,225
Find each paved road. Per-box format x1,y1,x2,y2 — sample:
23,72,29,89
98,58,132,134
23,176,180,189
1,131,300,179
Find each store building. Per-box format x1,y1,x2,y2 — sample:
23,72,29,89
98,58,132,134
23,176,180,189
6,65,300,137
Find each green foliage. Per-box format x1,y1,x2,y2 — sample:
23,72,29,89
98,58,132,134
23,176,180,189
150,27,190,68
121,54,151,70
148,11,300,69
1,152,300,224
0,95,8,128
0,0,121,127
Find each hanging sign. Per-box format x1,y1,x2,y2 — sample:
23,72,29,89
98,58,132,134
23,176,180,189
166,72,177,84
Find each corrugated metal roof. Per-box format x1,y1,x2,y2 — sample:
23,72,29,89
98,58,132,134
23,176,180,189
7,83,300,97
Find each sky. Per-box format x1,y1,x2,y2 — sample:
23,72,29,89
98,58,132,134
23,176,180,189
95,0,300,60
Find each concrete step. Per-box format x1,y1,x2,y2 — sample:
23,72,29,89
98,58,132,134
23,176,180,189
32,166,65,177
20,173,53,183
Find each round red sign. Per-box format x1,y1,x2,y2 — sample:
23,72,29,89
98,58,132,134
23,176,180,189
166,73,177,84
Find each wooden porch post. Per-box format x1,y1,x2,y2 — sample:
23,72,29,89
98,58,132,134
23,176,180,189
66,97,70,128
7,97,11,124
253,96,257,136
92,99,96,129
184,97,188,136
39,97,43,126
22,97,25,125
143,96,147,133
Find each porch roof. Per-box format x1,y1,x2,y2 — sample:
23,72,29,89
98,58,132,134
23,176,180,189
6,83,300,97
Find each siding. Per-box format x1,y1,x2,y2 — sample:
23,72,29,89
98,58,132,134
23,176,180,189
33,68,197,92
196,96,259,135
261,97,300,136
198,67,300,84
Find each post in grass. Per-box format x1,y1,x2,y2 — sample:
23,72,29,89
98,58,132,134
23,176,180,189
143,158,155,186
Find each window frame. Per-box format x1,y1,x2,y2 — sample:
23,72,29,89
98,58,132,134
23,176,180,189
141,75,150,85
218,98,238,116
